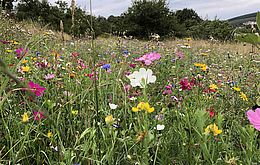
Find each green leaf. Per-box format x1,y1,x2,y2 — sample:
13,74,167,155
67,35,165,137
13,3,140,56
235,33,260,46
257,12,260,31
79,128,92,140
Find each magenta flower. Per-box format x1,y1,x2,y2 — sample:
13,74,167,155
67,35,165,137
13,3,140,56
247,108,260,131
15,47,28,59
163,85,173,95
28,81,46,97
135,52,161,65
179,77,195,90
33,111,46,121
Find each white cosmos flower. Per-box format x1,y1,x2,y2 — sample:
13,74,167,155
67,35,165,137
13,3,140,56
156,124,165,131
127,68,156,88
109,103,118,110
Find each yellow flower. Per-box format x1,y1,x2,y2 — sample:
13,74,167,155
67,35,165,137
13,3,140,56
71,110,78,115
30,57,37,61
204,123,222,136
233,87,240,92
132,107,139,112
22,66,30,72
212,123,222,136
184,43,190,47
134,102,155,113
201,53,208,56
185,38,192,41
194,63,204,67
209,84,218,90
239,92,248,101
146,107,155,113
105,115,114,124
22,60,28,64
22,112,29,122
10,40,20,45
201,65,207,72
194,63,207,71
47,131,53,138
204,125,211,135
6,49,13,53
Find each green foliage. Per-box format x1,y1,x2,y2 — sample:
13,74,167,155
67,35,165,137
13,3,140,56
257,12,260,31
14,0,235,40
123,0,176,38
235,12,260,49
188,20,234,40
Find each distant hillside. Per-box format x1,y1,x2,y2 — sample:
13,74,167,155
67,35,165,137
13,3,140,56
228,12,257,26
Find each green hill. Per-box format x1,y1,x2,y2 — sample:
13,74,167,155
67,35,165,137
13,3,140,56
228,12,257,26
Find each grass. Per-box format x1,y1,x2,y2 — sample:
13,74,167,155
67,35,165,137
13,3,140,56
0,16,260,165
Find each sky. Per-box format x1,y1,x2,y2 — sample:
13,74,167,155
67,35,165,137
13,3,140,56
49,0,260,20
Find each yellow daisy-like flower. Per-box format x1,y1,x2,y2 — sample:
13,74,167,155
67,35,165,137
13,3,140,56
204,123,222,136
209,84,218,90
233,87,241,92
105,115,114,124
239,92,248,101
22,66,30,72
194,63,206,67
22,60,28,64
194,63,208,71
47,131,53,138
22,112,29,122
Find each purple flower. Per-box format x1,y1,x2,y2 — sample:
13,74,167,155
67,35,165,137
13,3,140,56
101,64,111,70
0,40,10,44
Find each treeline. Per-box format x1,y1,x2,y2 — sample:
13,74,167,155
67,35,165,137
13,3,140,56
11,0,234,40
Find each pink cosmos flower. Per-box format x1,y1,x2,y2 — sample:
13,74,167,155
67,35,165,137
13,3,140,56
247,108,260,131
28,81,46,97
33,111,46,121
44,74,55,80
135,52,161,65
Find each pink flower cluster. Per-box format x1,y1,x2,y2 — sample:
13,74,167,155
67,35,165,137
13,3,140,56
179,77,195,90
135,52,161,65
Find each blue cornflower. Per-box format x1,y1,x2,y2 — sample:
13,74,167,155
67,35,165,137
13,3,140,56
101,64,111,70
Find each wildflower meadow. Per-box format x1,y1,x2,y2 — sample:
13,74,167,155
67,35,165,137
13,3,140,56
0,13,260,165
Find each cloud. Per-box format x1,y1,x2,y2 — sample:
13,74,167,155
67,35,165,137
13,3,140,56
49,0,260,20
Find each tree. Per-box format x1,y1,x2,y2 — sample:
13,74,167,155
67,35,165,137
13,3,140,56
123,0,175,38
175,8,202,24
